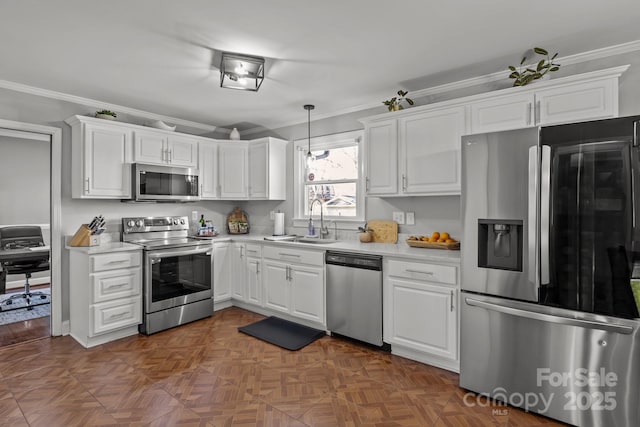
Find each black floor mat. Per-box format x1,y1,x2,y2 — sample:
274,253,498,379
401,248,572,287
238,316,325,351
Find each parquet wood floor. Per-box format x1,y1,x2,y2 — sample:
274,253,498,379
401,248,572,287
0,307,569,426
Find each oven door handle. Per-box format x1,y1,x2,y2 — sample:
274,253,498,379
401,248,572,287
147,247,212,259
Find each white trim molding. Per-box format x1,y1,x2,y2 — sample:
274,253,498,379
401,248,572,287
0,80,217,133
0,119,63,336
243,39,640,135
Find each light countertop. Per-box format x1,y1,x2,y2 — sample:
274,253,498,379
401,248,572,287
66,241,141,254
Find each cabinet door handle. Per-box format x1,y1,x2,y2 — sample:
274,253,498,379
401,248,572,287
402,174,407,191
279,252,301,259
168,150,172,163
405,269,434,276
106,283,128,290
200,183,203,196
450,290,455,312
535,100,541,124
365,176,370,192
84,178,90,193
256,262,259,274
106,259,129,265
109,311,129,320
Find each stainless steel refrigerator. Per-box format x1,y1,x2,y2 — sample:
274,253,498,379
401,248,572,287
460,116,640,427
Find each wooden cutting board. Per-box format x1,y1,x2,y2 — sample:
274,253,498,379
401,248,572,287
367,220,398,243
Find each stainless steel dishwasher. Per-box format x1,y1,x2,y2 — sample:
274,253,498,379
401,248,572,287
325,251,383,346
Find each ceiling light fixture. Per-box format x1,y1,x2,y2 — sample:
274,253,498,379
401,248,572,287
304,104,315,169
220,52,264,91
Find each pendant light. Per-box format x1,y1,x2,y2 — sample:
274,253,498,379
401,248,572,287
304,104,315,168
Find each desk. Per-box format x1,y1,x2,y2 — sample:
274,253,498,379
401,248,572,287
0,247,50,294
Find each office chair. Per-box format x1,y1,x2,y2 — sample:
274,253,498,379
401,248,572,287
0,226,50,310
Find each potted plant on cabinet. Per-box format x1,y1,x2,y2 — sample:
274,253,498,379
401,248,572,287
508,47,560,86
383,90,414,111
358,225,374,243
94,109,117,120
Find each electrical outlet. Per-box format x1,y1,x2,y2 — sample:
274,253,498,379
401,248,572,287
270,211,275,220
392,211,405,224
406,212,415,225
191,211,198,221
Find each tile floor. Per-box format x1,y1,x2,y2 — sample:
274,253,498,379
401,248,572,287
0,307,569,426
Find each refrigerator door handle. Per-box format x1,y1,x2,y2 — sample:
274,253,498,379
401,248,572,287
540,145,551,284
465,297,634,334
527,146,539,286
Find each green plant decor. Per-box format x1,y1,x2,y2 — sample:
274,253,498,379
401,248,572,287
383,90,414,111
95,109,117,118
357,225,373,233
508,47,560,87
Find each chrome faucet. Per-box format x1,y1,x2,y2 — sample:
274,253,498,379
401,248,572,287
309,198,329,239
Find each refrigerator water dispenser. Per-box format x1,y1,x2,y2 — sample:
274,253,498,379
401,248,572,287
478,219,522,271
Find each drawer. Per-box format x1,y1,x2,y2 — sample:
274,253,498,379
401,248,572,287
90,296,142,336
262,245,324,266
387,259,457,285
91,267,141,303
245,243,262,258
91,251,141,272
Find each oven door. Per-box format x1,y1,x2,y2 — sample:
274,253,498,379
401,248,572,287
144,246,212,313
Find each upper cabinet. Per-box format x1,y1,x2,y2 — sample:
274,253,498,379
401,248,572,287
133,129,198,168
361,66,626,197
217,137,288,200
362,106,465,196
66,116,133,199
468,66,625,134
198,141,219,199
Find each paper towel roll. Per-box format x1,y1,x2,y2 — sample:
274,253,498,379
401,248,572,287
274,212,285,236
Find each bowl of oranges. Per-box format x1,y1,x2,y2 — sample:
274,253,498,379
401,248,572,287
406,232,460,250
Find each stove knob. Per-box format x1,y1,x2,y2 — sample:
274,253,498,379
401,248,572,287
180,218,186,225
127,220,135,228
135,220,143,227
173,219,179,225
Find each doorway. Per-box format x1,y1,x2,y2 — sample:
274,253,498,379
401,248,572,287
0,120,62,346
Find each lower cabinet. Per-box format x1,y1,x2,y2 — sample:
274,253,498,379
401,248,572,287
68,246,142,348
213,242,232,303
245,244,263,306
384,258,459,372
262,245,325,326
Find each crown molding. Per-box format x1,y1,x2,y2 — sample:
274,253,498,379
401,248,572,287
241,39,640,135
0,79,217,133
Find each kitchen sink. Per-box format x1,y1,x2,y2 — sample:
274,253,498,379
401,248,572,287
263,236,338,245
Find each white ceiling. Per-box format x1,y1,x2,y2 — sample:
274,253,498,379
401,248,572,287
2,0,640,134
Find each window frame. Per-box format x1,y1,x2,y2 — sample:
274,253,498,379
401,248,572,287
293,130,364,227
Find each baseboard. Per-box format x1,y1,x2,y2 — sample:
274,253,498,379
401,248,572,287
391,344,460,373
60,320,70,336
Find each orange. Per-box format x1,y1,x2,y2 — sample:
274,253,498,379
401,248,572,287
445,238,454,243
428,236,438,242
431,232,440,240
421,236,429,241
440,232,450,240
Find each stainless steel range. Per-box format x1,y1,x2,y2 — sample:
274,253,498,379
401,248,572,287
122,216,213,334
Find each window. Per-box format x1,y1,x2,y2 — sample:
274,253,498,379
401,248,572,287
294,130,364,223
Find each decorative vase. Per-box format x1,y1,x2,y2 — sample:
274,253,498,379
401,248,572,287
359,231,373,243
390,104,403,112
229,128,240,140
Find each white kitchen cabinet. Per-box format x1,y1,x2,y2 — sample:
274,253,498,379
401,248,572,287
230,242,246,301
400,106,465,195
133,129,198,167
361,106,465,196
384,258,459,372
219,142,249,199
198,141,219,199
213,242,232,302
68,246,142,348
248,138,287,200
469,68,623,133
66,116,133,199
364,119,398,195
262,245,325,325
245,244,262,306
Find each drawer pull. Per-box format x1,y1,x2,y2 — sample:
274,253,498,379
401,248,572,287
106,283,129,290
108,311,129,320
406,269,434,276
279,253,301,258
450,290,455,312
106,259,129,264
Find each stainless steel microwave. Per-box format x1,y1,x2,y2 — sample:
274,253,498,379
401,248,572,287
131,163,200,202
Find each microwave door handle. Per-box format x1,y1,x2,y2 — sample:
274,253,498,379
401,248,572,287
528,145,539,287
540,145,551,285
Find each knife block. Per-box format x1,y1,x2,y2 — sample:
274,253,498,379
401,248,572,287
69,224,100,247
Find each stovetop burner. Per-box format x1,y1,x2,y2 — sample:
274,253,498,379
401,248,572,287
122,216,208,250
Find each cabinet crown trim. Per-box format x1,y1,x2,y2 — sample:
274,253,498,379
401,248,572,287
359,65,629,124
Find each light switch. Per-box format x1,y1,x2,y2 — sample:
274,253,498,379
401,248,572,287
406,212,415,225
392,211,405,224
191,211,198,221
